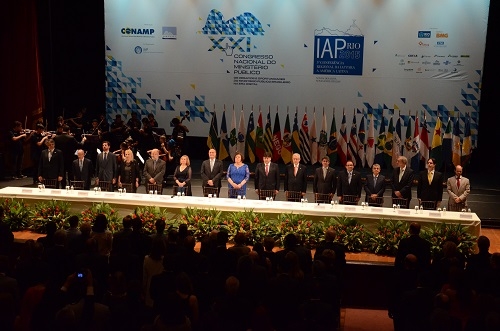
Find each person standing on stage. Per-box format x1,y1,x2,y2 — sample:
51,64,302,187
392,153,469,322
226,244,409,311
226,151,249,198
53,124,86,187
391,156,414,208
30,124,50,184
143,148,166,187
118,149,141,193
200,148,223,196
364,163,386,205
416,158,444,209
38,139,64,188
284,153,308,201
72,149,93,190
95,141,117,191
446,165,470,211
173,155,192,196
9,121,33,179
254,151,280,199
313,156,336,201
336,160,362,204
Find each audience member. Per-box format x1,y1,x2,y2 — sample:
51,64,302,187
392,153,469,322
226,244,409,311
395,222,432,273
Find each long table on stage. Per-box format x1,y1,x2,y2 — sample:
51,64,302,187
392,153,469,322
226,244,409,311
0,187,480,236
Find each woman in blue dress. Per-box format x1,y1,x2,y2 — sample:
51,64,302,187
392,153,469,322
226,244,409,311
226,151,250,198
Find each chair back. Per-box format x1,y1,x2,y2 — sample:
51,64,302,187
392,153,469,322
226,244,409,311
447,203,467,212
228,188,246,198
203,186,219,197
173,185,190,196
392,197,408,208
419,200,437,210
342,195,359,205
98,181,114,192
367,196,384,207
147,183,163,195
42,178,58,188
70,180,85,190
314,193,331,204
286,191,302,202
258,189,276,200
120,183,133,193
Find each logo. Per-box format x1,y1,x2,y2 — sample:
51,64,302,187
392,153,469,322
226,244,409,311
433,60,440,65
395,54,405,57
436,32,448,38
418,31,431,38
447,54,458,58
422,60,431,65
443,60,451,65
418,41,429,47
134,46,143,54
460,55,470,58
162,27,177,40
435,41,446,47
282,132,291,147
121,27,155,36
408,54,418,57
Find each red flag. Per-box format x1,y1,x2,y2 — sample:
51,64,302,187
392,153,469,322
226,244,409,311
272,110,282,162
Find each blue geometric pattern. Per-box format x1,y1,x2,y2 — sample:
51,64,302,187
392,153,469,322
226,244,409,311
201,9,265,36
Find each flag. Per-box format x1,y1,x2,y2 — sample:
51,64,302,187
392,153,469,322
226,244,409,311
292,110,301,154
366,113,376,168
411,115,421,171
327,109,338,166
218,110,229,160
357,112,366,168
348,110,360,166
272,110,282,162
430,117,443,169
392,113,402,168
452,116,461,167
255,111,265,161
374,114,386,167
338,110,348,166
281,111,293,164
420,115,430,162
246,112,256,163
263,109,273,154
442,118,452,169
461,114,472,165
299,112,311,164
318,110,328,161
310,111,318,164
229,108,237,160
207,110,219,152
237,110,246,158
384,116,394,169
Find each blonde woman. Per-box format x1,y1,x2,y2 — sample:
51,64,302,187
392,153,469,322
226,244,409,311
173,154,192,196
117,149,141,192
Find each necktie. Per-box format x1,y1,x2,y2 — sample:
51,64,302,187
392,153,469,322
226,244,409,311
428,172,432,185
265,164,269,176
210,160,214,172
323,168,327,179
457,177,460,189
399,169,404,182
104,152,107,161
348,172,352,184
153,160,156,171
374,176,377,187
80,160,83,171
294,166,298,176
48,151,52,161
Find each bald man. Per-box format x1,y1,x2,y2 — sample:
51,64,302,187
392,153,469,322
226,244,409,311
200,148,224,196
72,149,93,190
144,148,166,185
446,165,470,211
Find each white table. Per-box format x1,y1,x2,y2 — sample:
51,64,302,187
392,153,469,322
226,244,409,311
0,187,480,236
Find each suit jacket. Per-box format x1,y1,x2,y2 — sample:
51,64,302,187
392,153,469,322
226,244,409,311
417,170,444,202
200,158,224,188
143,158,166,184
38,148,64,179
364,174,386,202
254,162,280,191
395,235,432,271
313,167,336,195
72,157,94,190
336,170,362,198
284,163,307,193
446,175,470,209
391,167,414,201
95,151,117,182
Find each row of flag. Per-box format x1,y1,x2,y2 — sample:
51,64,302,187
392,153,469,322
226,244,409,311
206,106,473,171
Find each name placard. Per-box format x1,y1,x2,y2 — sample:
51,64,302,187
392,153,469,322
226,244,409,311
397,209,411,215
370,207,383,213
22,189,33,194
104,193,115,197
315,204,327,209
132,194,143,199
77,191,89,196
429,212,442,218
460,213,473,219
344,206,356,212
51,190,61,195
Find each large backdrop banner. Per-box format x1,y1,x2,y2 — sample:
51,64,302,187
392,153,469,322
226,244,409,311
104,0,489,167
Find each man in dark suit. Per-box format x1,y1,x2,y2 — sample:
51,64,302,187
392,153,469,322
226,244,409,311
417,157,444,209
313,156,336,202
95,140,117,191
143,148,166,187
284,153,308,201
53,124,86,187
200,148,224,196
364,163,386,205
38,138,64,188
254,151,280,199
336,160,362,204
72,149,94,190
391,156,414,208
394,222,431,272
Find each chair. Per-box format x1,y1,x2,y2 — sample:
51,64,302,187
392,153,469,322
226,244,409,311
419,200,437,210
286,191,302,202
341,195,359,205
69,180,85,190
258,189,276,200
392,197,409,209
367,196,384,207
447,203,467,212
120,183,133,193
314,193,331,204
147,183,163,195
98,180,114,192
42,178,58,189
173,185,190,196
227,188,246,198
203,186,219,197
